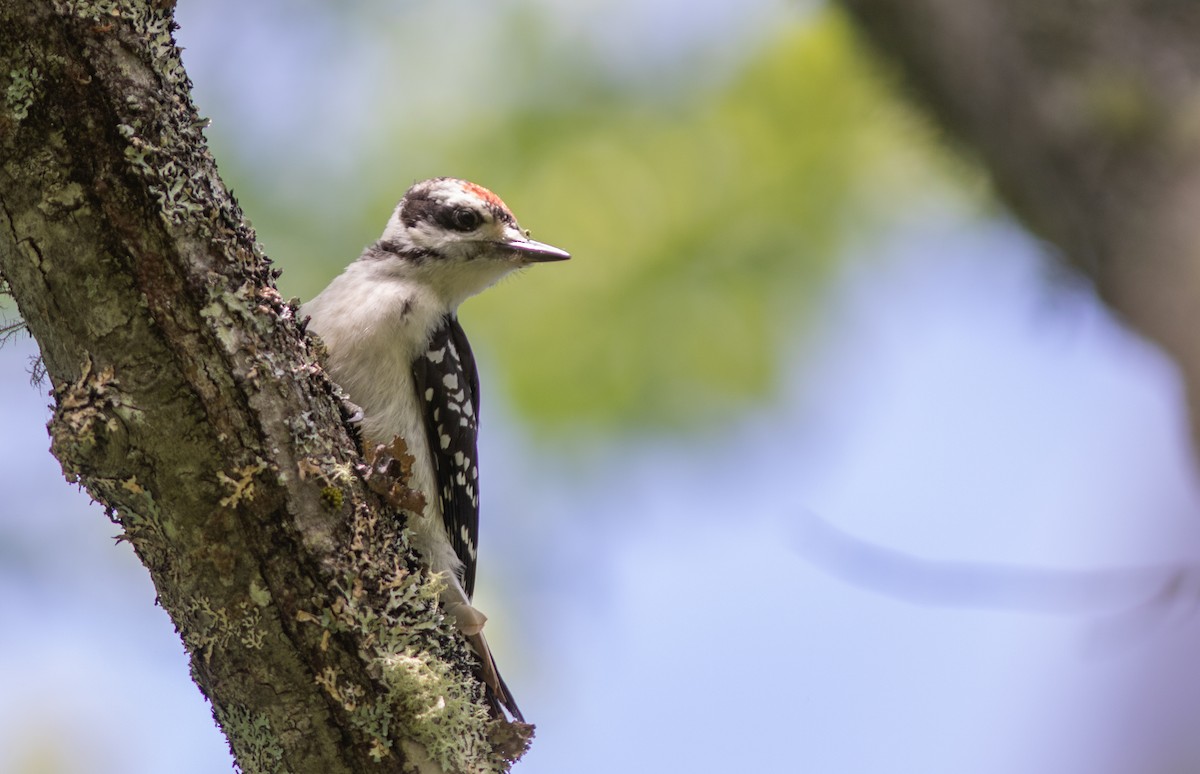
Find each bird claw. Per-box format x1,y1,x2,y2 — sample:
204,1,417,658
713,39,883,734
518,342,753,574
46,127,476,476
340,398,364,424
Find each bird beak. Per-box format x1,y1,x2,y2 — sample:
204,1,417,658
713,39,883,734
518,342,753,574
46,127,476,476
500,236,571,262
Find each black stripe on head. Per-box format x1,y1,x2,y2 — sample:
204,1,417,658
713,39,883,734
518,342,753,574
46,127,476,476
488,204,516,227
434,204,484,233
400,186,439,228
366,240,435,263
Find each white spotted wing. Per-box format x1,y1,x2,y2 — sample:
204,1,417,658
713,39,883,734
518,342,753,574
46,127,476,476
412,315,482,597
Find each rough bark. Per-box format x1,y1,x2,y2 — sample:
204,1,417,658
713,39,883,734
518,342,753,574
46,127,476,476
838,0,1200,443
0,3,527,772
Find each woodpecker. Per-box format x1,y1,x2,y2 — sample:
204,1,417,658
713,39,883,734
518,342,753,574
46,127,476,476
302,177,569,722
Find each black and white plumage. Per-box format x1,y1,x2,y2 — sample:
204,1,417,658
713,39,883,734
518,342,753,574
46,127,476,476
412,314,481,597
301,177,569,722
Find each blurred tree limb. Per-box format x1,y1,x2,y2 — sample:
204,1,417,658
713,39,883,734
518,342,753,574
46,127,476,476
838,0,1200,444
0,3,524,772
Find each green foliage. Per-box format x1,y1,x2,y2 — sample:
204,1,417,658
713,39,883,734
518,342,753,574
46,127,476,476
243,8,951,431
456,11,934,428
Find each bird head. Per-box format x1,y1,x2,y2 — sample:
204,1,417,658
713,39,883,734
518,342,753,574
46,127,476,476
374,177,570,307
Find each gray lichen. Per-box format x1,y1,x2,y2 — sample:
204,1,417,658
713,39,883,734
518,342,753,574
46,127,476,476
5,66,42,121
51,0,123,19
217,703,286,774
54,0,265,269
217,459,269,508
48,356,126,478
295,491,507,773
181,595,268,662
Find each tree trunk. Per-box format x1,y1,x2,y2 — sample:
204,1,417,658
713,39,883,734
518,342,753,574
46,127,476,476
839,0,1200,445
0,3,526,771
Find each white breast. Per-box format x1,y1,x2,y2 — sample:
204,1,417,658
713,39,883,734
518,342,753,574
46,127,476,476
301,259,464,586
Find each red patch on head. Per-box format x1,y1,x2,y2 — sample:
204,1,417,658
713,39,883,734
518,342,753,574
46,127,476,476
462,181,509,212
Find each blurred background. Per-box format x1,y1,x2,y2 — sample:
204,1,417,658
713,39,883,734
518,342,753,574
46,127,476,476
5,1,1200,772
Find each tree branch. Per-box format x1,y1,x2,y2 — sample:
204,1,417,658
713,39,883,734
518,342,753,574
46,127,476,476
0,3,526,771
838,0,1200,443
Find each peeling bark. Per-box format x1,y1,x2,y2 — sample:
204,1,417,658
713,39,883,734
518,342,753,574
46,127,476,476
838,0,1200,445
0,3,527,772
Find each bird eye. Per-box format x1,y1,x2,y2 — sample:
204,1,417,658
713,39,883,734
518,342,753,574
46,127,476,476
451,208,482,231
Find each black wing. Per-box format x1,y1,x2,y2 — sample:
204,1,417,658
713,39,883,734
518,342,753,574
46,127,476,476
412,314,482,598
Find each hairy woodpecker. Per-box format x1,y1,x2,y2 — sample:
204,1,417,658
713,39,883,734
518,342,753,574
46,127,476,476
302,177,569,722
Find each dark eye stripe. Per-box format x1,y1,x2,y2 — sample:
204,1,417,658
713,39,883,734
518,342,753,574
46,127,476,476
400,189,438,228
436,206,482,232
